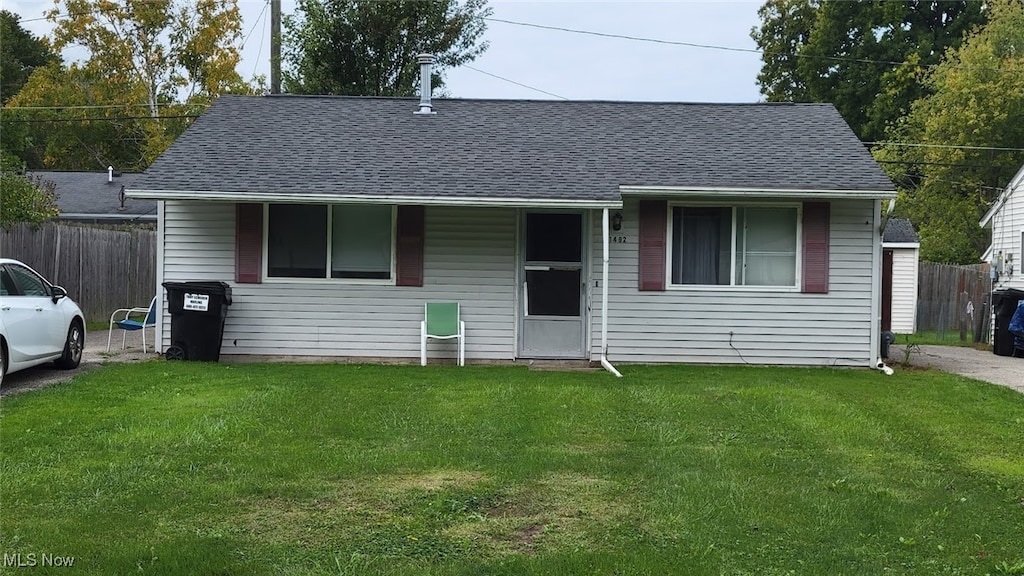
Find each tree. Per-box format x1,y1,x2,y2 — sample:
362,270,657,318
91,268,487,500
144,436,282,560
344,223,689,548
1,0,257,171
875,0,1024,264
0,10,56,104
751,1,986,142
47,0,251,116
283,0,490,96
0,152,59,230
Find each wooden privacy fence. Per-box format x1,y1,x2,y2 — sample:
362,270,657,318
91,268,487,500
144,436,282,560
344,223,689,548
0,222,156,322
917,262,992,341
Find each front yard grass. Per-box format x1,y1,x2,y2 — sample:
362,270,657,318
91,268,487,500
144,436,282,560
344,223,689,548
1,363,1022,575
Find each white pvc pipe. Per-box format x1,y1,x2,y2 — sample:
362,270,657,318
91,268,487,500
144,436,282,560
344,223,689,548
874,358,894,376
600,207,622,378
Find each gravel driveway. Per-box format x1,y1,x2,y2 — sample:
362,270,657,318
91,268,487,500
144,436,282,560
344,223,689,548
1,327,158,397
892,344,1024,394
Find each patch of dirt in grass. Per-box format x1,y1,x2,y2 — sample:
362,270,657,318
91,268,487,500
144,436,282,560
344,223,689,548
234,470,489,547
375,470,488,492
234,470,632,557
443,472,632,554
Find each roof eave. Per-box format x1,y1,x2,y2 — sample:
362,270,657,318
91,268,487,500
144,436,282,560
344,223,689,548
619,185,897,199
980,162,1024,227
124,189,623,209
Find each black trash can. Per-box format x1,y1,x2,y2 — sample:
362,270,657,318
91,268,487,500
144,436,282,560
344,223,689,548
880,330,896,359
162,281,232,361
991,288,1024,357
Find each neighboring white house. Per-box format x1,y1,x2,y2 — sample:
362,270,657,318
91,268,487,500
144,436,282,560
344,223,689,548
882,218,920,334
126,89,896,370
980,162,1024,291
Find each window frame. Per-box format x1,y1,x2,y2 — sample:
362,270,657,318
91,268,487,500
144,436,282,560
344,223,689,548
665,201,803,291
261,203,397,285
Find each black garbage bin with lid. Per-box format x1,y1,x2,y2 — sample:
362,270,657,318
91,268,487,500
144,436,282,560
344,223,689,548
991,288,1024,357
162,281,232,361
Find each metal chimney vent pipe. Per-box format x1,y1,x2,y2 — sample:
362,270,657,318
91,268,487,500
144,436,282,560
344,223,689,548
414,53,436,115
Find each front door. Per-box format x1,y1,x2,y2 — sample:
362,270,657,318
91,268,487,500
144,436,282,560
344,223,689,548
519,212,586,358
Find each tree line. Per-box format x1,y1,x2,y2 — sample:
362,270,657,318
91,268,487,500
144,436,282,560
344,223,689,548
753,0,1024,264
1,0,489,228
4,0,1022,265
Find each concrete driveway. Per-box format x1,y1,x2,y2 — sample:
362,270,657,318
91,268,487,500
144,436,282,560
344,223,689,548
1,327,158,397
892,344,1024,394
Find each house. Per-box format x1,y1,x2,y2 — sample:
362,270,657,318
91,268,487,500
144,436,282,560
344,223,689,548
881,218,920,334
127,72,896,370
30,169,156,224
980,162,1024,291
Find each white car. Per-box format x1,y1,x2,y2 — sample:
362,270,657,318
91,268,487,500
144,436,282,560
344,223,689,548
0,258,86,387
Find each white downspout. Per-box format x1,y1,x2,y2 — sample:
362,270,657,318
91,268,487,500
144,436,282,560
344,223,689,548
601,207,622,377
870,198,893,375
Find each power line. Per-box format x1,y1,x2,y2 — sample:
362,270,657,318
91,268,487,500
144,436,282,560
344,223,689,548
484,17,1015,73
0,114,201,123
18,0,172,23
249,0,270,79
241,0,269,50
892,172,1006,192
3,103,208,110
867,141,1024,152
461,65,568,100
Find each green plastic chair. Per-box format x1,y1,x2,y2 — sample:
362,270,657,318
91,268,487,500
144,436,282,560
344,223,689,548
420,302,465,366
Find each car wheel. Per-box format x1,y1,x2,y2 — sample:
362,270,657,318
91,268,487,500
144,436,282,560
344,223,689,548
0,340,6,387
55,320,84,369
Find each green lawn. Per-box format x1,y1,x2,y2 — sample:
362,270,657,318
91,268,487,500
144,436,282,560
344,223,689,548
897,330,991,349
1,363,1022,575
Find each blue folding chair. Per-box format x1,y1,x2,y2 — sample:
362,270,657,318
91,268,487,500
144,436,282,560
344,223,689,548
107,296,157,353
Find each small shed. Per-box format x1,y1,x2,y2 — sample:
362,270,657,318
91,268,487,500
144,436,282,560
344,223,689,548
882,218,920,334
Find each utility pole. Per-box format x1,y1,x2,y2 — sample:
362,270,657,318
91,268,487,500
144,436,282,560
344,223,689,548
270,0,281,94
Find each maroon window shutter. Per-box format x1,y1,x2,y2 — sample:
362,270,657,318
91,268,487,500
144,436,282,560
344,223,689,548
396,205,425,287
235,203,263,284
638,200,667,291
802,201,830,293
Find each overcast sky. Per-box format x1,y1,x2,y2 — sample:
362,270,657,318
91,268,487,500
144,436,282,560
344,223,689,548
6,0,766,102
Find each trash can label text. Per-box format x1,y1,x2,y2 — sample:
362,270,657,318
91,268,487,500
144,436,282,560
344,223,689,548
183,293,210,311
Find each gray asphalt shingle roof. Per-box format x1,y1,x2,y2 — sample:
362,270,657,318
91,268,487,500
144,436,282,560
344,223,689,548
133,95,895,201
884,218,920,244
29,171,156,220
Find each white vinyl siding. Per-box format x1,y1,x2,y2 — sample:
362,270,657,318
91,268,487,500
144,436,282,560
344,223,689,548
590,198,876,366
160,201,516,360
989,177,1024,291
889,248,919,333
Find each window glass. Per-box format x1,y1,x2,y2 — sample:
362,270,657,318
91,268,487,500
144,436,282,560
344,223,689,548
267,204,328,278
672,207,731,285
526,213,582,263
736,207,797,286
526,269,581,316
331,205,392,279
0,267,14,296
6,264,49,296
671,205,798,287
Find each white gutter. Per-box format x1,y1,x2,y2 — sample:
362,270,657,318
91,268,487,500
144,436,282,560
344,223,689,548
125,189,622,210
600,207,622,378
619,185,897,200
